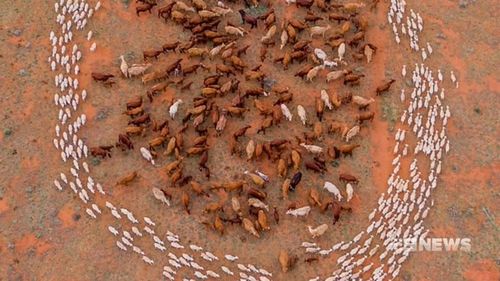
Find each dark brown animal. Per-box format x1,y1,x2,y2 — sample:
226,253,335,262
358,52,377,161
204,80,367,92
247,188,267,201
162,41,179,53
334,144,360,157
296,0,314,8
91,72,114,82
143,49,163,60
343,73,365,85
289,172,302,191
136,3,157,16
376,79,396,95
128,114,151,126
158,2,175,20
305,160,326,173
123,106,144,117
339,173,359,184
357,111,375,123
239,10,257,28
90,147,111,158
116,134,134,150
233,125,251,140
126,96,143,109
331,202,352,225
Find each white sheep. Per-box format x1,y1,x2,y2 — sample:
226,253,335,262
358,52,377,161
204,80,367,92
224,254,238,261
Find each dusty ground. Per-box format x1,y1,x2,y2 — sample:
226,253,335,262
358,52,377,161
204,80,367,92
0,0,498,280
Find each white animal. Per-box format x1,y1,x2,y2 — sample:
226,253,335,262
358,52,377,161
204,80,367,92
206,271,219,278
210,43,226,57
163,271,174,280
337,43,346,60
152,187,171,206
259,268,272,277
297,105,307,125
310,25,331,38
225,254,238,261
91,203,101,214
191,261,204,270
169,259,181,269
323,60,338,68
190,244,203,251
127,213,138,224
324,181,343,201
182,253,194,261
280,104,292,121
132,226,142,236
314,48,327,61
300,143,323,154
86,208,96,219
346,183,354,202
345,125,360,142
205,251,218,260
154,243,166,251
221,266,234,275
225,25,245,37
116,241,127,251
108,226,119,236
128,63,152,77
171,241,184,249
54,179,63,190
306,247,320,253
280,30,288,50
306,65,324,82
163,266,176,275
260,25,276,42
201,252,213,261
194,271,208,279
119,55,128,77
144,217,155,226
286,206,311,217
320,89,333,109
142,256,154,265
307,224,328,238
248,198,269,211
301,242,317,248
169,99,183,119
326,70,346,82
140,147,155,165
